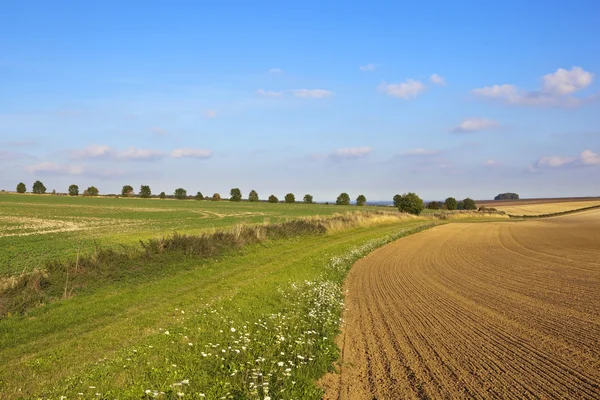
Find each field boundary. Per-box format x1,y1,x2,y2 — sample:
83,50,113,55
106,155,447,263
507,204,600,218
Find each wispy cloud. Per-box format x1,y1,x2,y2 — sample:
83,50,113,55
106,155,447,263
257,89,284,98
71,145,162,161
71,144,115,159
1,140,37,147
292,89,334,98
473,66,594,107
378,79,426,99
24,162,125,179
152,127,167,136
204,109,218,118
169,148,213,159
330,147,372,160
269,68,283,74
531,149,600,170
359,63,377,72
484,159,501,167
402,148,441,157
119,147,164,161
430,74,446,85
452,118,499,133
580,150,600,165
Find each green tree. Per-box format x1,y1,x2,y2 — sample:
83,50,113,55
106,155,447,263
284,193,295,203
303,194,313,204
139,185,151,198
356,194,367,206
16,182,26,193
212,193,221,201
268,195,279,203
495,192,519,200
159,191,166,199
230,188,242,202
248,190,259,202
121,185,134,197
32,180,46,194
397,192,424,215
463,198,477,210
86,186,99,196
174,188,187,200
427,201,441,210
68,184,79,196
195,192,204,200
393,194,402,208
444,197,457,211
336,192,350,205
457,200,465,210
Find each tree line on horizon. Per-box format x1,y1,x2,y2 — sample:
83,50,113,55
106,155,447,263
13,181,479,215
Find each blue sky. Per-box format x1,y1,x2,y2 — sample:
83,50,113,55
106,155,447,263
1,0,599,201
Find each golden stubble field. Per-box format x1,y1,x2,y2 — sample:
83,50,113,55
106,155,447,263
322,209,600,399
479,198,600,216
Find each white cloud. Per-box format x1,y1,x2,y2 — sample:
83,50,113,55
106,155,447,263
430,74,446,85
205,109,218,118
169,148,213,159
378,79,426,99
452,118,499,133
532,149,600,170
269,68,283,74
26,162,80,175
473,66,594,107
71,144,115,159
257,89,284,98
292,89,334,98
71,145,164,161
580,149,600,165
542,66,593,95
118,147,164,161
359,63,377,72
484,159,500,166
24,162,123,179
535,156,577,168
402,148,440,156
330,147,372,159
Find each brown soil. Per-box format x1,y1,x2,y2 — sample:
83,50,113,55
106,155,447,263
321,209,600,399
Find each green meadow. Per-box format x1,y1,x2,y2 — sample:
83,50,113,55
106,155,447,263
0,193,439,398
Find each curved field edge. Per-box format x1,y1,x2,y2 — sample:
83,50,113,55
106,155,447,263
506,204,600,218
0,220,437,398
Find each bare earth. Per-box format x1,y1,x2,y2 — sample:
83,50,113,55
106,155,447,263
321,210,600,399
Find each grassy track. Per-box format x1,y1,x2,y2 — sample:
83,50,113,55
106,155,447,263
0,193,378,275
0,217,433,398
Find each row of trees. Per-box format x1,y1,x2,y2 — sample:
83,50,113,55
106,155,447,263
391,194,478,215
425,197,477,211
14,182,475,213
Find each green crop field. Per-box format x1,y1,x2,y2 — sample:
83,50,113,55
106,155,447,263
0,193,384,276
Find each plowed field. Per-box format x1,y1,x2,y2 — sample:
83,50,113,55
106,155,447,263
322,210,600,399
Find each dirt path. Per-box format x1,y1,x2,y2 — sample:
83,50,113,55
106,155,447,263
321,210,600,399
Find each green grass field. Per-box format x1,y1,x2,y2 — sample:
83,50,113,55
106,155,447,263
1,193,439,398
0,193,383,275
